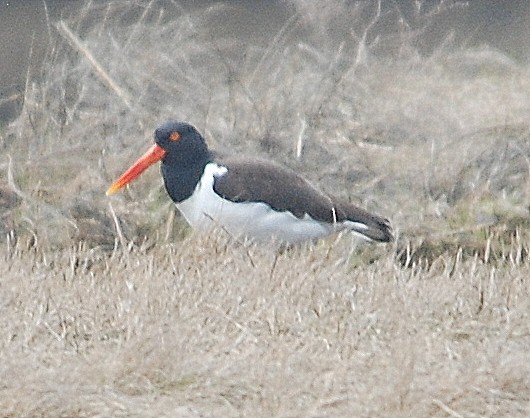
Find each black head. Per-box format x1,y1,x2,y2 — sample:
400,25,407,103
106,121,212,199
154,121,210,167
155,121,212,202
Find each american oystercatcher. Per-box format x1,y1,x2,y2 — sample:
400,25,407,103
106,121,393,245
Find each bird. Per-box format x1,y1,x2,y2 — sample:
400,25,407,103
106,121,393,245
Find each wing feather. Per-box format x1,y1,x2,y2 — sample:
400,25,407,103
212,156,393,242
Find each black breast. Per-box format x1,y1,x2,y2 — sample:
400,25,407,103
161,157,209,203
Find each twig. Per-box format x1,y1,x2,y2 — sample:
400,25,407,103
205,303,258,343
269,252,280,281
56,20,133,111
432,399,464,418
164,207,175,242
247,12,299,88
41,0,52,41
108,201,127,249
296,114,306,160
123,0,156,51
41,320,63,342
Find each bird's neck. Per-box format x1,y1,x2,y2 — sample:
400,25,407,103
161,152,211,203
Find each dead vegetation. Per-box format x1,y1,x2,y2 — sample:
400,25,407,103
0,0,529,416
1,233,529,417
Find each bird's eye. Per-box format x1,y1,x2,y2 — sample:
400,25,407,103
169,131,181,142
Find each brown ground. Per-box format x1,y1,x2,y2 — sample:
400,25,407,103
1,1,529,416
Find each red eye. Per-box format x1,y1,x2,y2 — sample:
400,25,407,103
169,131,181,141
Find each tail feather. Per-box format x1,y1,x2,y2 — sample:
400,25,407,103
336,200,393,242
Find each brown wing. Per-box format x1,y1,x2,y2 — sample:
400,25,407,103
212,157,340,223
213,156,393,242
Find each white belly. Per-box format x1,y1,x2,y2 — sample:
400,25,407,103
175,163,335,244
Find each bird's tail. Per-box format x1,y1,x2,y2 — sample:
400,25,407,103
336,201,393,242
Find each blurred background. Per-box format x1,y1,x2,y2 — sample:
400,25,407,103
2,0,530,123
1,0,529,254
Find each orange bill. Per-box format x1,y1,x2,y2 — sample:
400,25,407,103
106,144,167,196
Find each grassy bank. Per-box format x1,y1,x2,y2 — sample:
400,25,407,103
0,1,529,416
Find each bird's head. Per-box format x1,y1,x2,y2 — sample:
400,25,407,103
106,121,209,196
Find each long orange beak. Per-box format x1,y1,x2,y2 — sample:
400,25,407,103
106,144,167,196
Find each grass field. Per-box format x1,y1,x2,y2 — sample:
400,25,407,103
1,1,529,416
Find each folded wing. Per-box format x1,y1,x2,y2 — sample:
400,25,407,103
213,156,393,243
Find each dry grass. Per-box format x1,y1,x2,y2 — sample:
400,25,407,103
1,0,530,416
1,233,529,417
